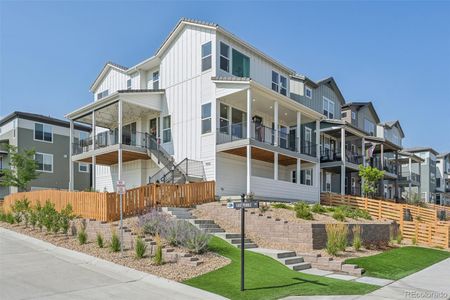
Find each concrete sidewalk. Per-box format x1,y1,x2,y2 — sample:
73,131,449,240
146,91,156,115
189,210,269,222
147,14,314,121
0,227,226,300
283,257,450,300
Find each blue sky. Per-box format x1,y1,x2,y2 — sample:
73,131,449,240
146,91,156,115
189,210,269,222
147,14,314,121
1,1,449,152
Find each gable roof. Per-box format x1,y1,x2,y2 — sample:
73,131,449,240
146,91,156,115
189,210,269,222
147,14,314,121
403,147,439,156
342,101,380,123
317,77,346,105
0,111,91,132
379,120,405,138
90,61,128,92
437,152,450,158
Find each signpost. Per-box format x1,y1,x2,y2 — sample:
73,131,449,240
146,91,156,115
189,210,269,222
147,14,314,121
116,180,126,255
228,194,259,292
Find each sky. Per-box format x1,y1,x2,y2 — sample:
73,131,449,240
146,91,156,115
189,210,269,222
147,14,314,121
0,1,449,152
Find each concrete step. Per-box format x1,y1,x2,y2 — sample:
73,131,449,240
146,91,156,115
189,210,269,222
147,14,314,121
198,224,221,229
202,228,225,233
229,238,252,244
193,219,215,225
236,243,258,249
281,256,304,265
276,251,297,259
291,262,312,271
172,214,193,219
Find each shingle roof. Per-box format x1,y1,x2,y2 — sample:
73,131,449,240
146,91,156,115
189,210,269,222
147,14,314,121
0,111,91,131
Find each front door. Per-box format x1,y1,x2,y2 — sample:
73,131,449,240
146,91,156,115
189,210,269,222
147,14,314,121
149,118,158,139
304,127,312,154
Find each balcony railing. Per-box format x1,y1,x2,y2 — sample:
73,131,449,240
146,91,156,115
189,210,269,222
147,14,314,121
73,131,150,155
320,149,363,165
398,172,421,183
217,122,317,158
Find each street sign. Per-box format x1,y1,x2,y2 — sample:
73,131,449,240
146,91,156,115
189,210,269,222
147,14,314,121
116,180,126,195
233,201,259,209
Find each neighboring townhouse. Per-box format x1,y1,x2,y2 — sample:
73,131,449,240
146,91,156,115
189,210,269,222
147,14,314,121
0,112,91,199
403,147,440,203
66,18,324,202
436,152,450,205
398,150,424,200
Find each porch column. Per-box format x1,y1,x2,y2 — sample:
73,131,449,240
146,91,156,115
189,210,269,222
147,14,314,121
408,157,412,197
69,119,74,191
315,120,321,197
296,158,301,185
296,112,301,153
274,101,279,146
316,120,320,160
361,137,366,196
394,151,399,200
118,100,123,186
418,160,422,198
246,145,251,194
274,152,278,180
91,110,96,191
340,127,346,195
247,88,252,139
380,144,384,169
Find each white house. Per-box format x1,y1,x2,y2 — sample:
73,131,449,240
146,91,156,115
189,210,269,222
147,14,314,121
66,18,324,202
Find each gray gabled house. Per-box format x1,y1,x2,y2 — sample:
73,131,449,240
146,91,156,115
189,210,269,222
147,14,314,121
0,111,91,199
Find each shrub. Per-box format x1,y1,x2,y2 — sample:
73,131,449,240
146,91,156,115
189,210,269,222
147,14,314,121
51,213,61,234
163,220,183,247
60,204,74,235
311,203,326,214
96,232,104,248
352,225,362,251
294,202,313,220
41,201,57,232
185,227,211,254
110,231,121,252
332,207,346,221
271,203,292,210
35,202,44,231
135,237,147,259
259,203,270,214
325,223,348,256
29,209,38,229
138,210,169,236
153,233,163,265
0,209,5,222
77,229,87,245
5,212,15,224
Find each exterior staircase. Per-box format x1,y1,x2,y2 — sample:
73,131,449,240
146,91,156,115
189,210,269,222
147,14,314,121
260,250,311,271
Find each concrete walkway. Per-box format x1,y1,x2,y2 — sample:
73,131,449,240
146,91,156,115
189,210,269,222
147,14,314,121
283,257,450,300
0,227,226,300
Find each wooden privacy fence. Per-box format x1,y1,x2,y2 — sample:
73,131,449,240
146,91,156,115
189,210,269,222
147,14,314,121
321,193,450,248
2,181,216,222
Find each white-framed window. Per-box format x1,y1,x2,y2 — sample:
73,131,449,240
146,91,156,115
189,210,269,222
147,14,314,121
79,163,89,173
305,86,313,99
201,103,212,134
323,97,335,119
162,116,171,143
291,170,297,183
232,49,250,77
364,119,375,136
127,79,131,90
219,42,230,72
219,103,230,134
280,75,287,96
201,41,212,72
35,152,53,173
301,169,313,186
272,71,279,92
97,89,109,100
326,172,332,192
351,111,356,120
34,123,53,142
152,71,160,89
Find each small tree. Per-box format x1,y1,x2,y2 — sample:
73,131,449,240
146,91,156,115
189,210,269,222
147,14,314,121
0,145,39,191
359,165,384,198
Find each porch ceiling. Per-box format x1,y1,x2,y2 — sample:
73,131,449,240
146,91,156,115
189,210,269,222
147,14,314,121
223,146,298,166
218,89,316,125
76,150,148,165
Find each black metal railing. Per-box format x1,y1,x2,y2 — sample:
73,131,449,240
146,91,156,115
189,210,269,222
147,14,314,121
320,149,342,162
345,151,364,165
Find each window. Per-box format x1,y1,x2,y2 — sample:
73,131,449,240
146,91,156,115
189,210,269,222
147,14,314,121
152,71,159,89
201,103,212,134
219,103,230,134
162,116,171,143
271,71,279,92
97,90,109,100
201,41,212,71
292,170,297,183
35,153,53,172
219,42,230,72
280,76,287,96
322,97,335,119
232,49,250,77
301,169,313,186
341,112,347,118
127,79,131,90
34,123,53,142
79,163,89,173
351,111,356,120
364,119,375,136
305,86,312,99
437,178,441,187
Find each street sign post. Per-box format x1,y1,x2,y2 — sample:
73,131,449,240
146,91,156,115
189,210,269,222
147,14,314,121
116,180,126,255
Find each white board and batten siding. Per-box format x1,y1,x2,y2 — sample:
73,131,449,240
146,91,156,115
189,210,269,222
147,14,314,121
159,24,217,181
94,68,129,101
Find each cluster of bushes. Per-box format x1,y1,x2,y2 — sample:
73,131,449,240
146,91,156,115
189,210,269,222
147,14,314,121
325,223,350,256
138,210,210,254
328,205,372,221
0,199,75,234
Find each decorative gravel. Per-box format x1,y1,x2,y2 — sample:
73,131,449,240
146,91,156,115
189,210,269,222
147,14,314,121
0,222,230,282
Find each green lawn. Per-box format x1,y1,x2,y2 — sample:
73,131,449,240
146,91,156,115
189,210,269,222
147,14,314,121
345,246,450,280
184,237,378,300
